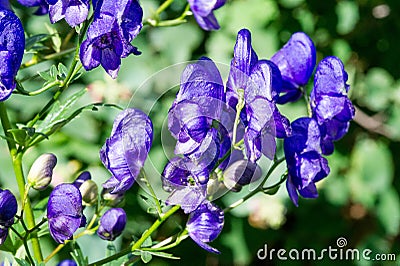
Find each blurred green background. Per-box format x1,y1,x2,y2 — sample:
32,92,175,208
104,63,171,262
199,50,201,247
1,0,400,265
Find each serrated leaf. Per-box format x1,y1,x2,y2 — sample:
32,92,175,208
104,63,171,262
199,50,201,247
141,251,153,263
49,65,58,79
38,71,53,82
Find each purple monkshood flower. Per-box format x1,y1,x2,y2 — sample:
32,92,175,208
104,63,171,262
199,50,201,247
57,260,77,266
0,4,25,101
187,0,226,31
47,0,89,27
186,201,224,254
310,56,355,155
79,0,143,78
17,0,49,15
168,57,224,157
227,29,290,163
271,32,316,104
284,118,330,206
0,189,17,245
100,108,153,194
47,184,86,244
47,184,86,243
97,208,126,241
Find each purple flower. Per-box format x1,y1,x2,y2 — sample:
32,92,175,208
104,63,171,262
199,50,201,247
57,260,77,266
47,0,89,27
47,184,86,243
227,29,290,162
168,57,224,156
187,0,226,30
79,0,143,78
17,0,49,15
0,5,25,101
100,108,153,194
0,189,17,245
186,202,224,253
223,159,262,191
97,208,126,241
284,118,330,206
310,56,355,155
271,32,316,104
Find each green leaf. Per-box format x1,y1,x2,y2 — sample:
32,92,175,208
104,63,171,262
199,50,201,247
38,71,53,82
376,187,400,236
140,251,153,263
14,258,30,266
49,65,58,79
58,63,68,78
8,129,27,145
141,232,152,248
146,251,180,260
70,241,88,266
25,34,51,51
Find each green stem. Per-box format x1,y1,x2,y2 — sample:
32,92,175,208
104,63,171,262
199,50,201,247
88,205,180,266
141,230,189,252
140,170,163,217
27,80,61,96
223,157,286,213
156,0,174,14
0,103,43,262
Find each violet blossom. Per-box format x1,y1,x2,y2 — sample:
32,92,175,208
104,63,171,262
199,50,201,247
0,3,25,101
47,0,89,27
271,32,316,104
186,202,224,254
0,189,17,245
17,0,49,15
97,208,126,241
187,0,226,31
80,0,143,78
284,118,330,206
47,184,86,243
100,108,153,194
310,56,355,155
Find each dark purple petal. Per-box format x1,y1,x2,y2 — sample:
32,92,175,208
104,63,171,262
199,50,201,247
119,0,143,42
223,159,262,189
311,56,349,98
166,185,206,214
57,260,77,266
271,32,316,104
0,189,17,225
97,208,126,241
286,176,299,207
79,38,101,71
188,0,223,31
187,202,224,253
161,157,191,192
47,184,86,243
72,171,91,189
246,60,281,102
0,227,9,245
0,9,25,101
101,109,153,194
48,0,89,27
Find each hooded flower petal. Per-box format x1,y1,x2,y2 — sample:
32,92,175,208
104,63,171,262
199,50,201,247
271,32,316,104
97,208,126,241
0,7,25,101
0,189,17,226
186,202,224,253
283,118,330,206
310,56,355,155
47,184,86,243
100,108,153,194
187,0,225,30
48,0,89,27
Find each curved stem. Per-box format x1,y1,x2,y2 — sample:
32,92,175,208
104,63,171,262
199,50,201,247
156,0,174,14
88,205,180,266
140,170,163,217
223,157,286,213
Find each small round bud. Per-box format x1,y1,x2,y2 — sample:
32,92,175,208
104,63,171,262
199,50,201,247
97,208,126,241
79,180,98,206
223,160,262,191
27,153,57,190
101,188,124,207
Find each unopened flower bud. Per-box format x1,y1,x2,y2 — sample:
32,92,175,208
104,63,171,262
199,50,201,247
27,153,57,190
79,180,98,206
223,160,262,191
97,208,126,241
101,188,124,207
73,171,91,189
